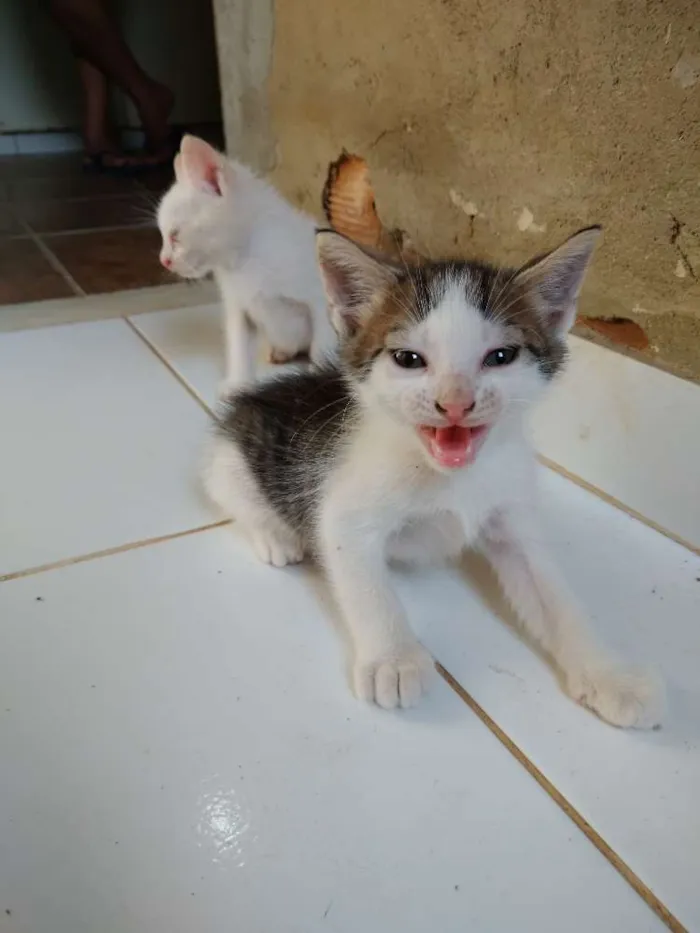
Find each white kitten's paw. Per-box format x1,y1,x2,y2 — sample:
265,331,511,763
249,529,304,568
565,663,664,729
268,347,300,365
353,642,435,710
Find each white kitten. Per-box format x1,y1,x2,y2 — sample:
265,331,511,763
157,135,336,392
202,227,663,729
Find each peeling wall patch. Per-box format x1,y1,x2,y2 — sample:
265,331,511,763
449,189,479,217
516,206,547,233
672,54,700,89
675,258,688,278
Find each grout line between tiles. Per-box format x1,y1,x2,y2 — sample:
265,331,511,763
0,520,230,584
14,191,141,205
19,218,86,297
538,455,700,558
39,221,154,239
124,316,216,417
436,663,687,933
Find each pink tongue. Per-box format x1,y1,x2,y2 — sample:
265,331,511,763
430,425,472,468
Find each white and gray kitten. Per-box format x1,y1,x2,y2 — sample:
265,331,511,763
157,135,337,393
202,227,663,728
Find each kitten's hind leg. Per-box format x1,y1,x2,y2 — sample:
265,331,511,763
478,509,664,729
256,297,312,364
202,436,305,567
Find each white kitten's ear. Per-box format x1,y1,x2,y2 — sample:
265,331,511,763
179,135,230,196
514,226,601,334
316,230,399,336
173,152,184,181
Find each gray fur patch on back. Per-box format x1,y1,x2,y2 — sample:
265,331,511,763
214,367,357,535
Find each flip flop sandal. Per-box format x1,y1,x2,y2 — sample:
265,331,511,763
82,151,140,176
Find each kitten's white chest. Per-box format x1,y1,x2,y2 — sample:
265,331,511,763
332,413,533,546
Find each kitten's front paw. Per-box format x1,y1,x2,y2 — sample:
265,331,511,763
353,642,435,710
565,663,664,729
250,529,304,568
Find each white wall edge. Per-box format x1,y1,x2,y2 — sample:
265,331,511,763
0,281,218,335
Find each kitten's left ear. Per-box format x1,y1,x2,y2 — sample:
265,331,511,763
179,135,231,196
316,230,400,337
515,226,601,334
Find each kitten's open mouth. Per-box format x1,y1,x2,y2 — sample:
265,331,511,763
418,424,489,469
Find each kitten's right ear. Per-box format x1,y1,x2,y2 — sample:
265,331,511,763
316,230,399,336
514,226,601,334
179,135,231,196
173,152,184,182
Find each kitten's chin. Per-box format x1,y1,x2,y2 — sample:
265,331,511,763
173,268,207,280
417,423,490,470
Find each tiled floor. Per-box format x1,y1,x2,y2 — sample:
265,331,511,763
0,153,174,303
1,304,698,933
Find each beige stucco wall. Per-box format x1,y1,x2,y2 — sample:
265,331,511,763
214,0,700,380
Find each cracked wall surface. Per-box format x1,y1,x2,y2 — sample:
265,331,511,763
215,0,700,381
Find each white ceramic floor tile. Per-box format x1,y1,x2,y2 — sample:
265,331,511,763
130,304,308,411
532,335,700,549
393,468,699,929
0,319,212,576
129,303,223,409
0,529,663,933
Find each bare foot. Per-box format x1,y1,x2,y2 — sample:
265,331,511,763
83,131,132,170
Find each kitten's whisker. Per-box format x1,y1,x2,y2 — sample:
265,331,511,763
487,267,522,321
488,288,535,327
289,397,348,447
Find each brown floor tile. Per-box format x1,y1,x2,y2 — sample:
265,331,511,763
136,164,176,195
0,153,84,181
46,227,171,294
0,203,25,237
18,196,152,234
10,172,141,202
0,239,75,304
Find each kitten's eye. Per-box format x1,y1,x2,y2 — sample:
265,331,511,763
483,346,520,367
391,349,427,370
170,230,179,245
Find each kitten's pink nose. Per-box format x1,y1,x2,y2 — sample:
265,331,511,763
435,399,475,423
160,255,172,270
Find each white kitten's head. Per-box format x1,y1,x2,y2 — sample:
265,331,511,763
316,228,599,471
157,135,238,278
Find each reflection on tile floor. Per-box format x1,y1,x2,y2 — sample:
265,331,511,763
0,152,175,304
17,196,151,235
0,306,697,932
0,238,74,304
48,227,172,294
